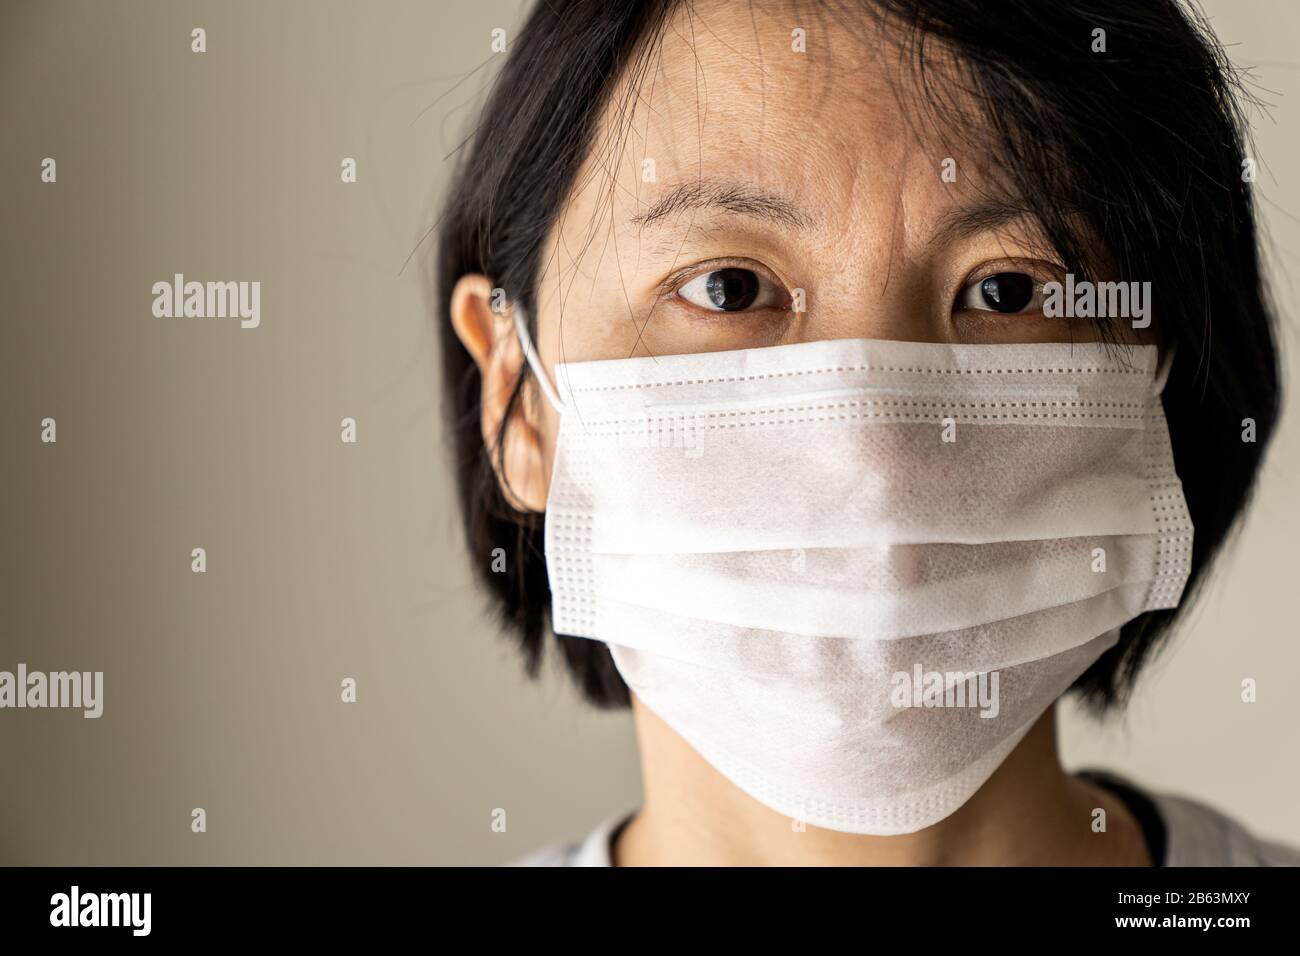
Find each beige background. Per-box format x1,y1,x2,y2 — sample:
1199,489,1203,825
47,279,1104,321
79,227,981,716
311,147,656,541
0,0,1296,865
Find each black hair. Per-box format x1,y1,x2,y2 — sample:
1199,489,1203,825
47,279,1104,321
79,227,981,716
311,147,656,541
434,0,1281,713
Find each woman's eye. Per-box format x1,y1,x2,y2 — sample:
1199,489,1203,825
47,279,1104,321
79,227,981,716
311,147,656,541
956,272,1044,315
677,267,785,312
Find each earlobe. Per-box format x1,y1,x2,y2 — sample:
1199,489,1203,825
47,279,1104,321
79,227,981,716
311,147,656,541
448,274,551,513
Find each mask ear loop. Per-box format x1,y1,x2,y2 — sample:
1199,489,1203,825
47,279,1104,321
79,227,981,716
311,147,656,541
511,303,568,416
1152,340,1177,395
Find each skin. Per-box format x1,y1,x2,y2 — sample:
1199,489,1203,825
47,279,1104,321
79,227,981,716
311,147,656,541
452,1,1155,865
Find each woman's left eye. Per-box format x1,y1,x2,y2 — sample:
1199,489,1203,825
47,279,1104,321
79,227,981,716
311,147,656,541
676,267,787,312
956,272,1045,315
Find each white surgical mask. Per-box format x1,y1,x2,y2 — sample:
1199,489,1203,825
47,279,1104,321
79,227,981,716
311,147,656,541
513,308,1192,835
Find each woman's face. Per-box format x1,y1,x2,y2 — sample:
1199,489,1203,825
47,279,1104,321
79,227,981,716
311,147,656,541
517,0,1149,494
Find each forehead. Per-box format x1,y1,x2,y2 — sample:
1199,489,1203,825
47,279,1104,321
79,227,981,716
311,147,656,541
567,0,1002,236
652,6,914,171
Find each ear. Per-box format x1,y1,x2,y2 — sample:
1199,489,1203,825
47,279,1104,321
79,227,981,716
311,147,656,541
449,274,550,512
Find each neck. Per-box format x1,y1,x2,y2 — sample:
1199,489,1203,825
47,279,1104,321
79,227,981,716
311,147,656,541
613,700,1151,866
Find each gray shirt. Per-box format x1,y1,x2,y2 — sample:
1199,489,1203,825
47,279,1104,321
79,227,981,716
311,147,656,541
511,774,1300,866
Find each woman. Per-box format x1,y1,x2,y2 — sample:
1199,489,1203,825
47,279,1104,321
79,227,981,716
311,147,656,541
436,0,1297,865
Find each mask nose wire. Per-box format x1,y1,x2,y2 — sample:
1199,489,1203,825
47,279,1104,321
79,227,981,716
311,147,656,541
511,304,568,416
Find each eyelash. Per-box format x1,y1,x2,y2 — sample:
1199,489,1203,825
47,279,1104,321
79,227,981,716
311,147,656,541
660,257,793,316
953,258,1066,318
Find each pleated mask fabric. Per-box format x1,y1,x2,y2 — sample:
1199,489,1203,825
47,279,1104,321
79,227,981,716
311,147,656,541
514,310,1193,835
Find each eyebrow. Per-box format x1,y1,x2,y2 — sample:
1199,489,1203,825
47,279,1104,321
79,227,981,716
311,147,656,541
928,199,1050,251
628,180,1057,255
629,179,813,231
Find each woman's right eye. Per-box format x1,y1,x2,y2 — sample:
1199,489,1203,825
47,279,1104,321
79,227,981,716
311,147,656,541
676,267,787,312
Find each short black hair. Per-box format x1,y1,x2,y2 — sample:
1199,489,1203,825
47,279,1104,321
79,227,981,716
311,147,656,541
434,0,1282,713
